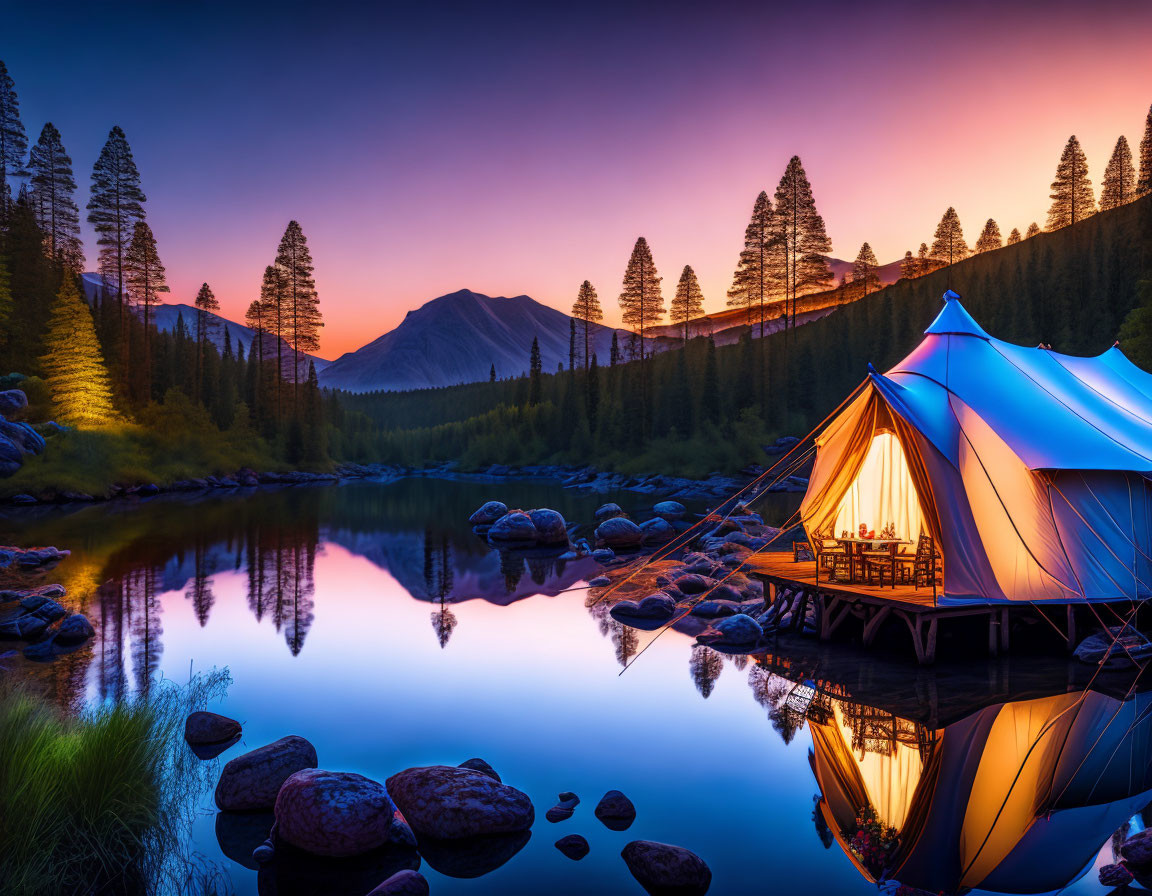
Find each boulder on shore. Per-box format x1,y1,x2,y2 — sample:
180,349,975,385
274,768,416,857
0,389,28,417
185,711,242,746
385,765,535,839
215,735,318,811
653,500,687,521
487,511,537,543
594,502,626,522
700,613,764,646
595,517,644,548
621,840,712,895
528,508,569,545
640,517,675,544
468,501,508,526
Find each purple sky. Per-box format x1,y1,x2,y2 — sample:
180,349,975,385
5,0,1151,356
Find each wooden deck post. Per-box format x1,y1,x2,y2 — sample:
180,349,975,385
999,608,1010,652
988,612,999,657
1066,605,1077,652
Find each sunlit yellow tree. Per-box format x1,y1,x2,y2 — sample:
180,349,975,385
974,219,1003,253
671,265,705,344
39,276,118,426
1047,135,1095,229
1100,135,1136,210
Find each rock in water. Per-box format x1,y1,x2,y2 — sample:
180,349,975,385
1099,863,1133,887
54,613,95,645
367,870,430,896
416,829,531,878
653,501,687,521
385,765,534,839
595,517,644,548
458,757,501,782
274,769,415,857
185,711,242,746
640,517,675,544
468,501,508,526
594,502,626,521
528,508,569,544
487,511,537,543
594,790,636,831
545,792,580,823
1121,828,1152,866
621,840,712,895
555,834,590,860
591,548,615,563
710,614,763,644
215,735,318,810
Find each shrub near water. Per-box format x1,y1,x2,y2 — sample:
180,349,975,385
0,673,231,895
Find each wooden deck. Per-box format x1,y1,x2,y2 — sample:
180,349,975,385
745,552,939,608
743,551,1077,664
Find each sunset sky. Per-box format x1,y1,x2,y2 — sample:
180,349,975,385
5,0,1152,357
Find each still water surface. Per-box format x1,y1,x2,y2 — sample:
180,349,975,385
2,478,1147,896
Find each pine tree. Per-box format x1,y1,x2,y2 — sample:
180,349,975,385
489,363,496,382
0,60,28,223
1138,105,1152,197
194,282,219,402
245,296,269,422
39,277,117,426
1047,135,1096,229
772,156,832,332
900,250,916,280
1100,135,1136,210
260,264,286,417
123,220,168,398
610,331,620,366
87,126,146,330
1007,228,1022,245
274,221,321,406
671,265,705,343
727,191,780,337
1026,222,1041,239
571,280,602,370
930,207,969,265
851,243,880,295
27,123,82,271
917,243,931,276
702,334,719,424
618,237,663,359
974,219,1003,253
586,353,600,431
528,335,542,404
568,317,576,371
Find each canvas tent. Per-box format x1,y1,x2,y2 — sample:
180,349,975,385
800,290,1152,606
810,688,1152,894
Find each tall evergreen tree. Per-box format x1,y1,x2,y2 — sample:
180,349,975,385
917,242,931,276
1026,222,1041,239
0,60,28,223
27,123,82,271
771,156,832,333
609,331,620,366
974,219,1003,253
900,250,916,280
528,335,542,404
851,242,880,295
194,282,219,402
1138,104,1152,197
930,207,969,265
586,353,600,431
123,220,168,397
87,126,146,330
570,279,602,370
618,236,663,359
274,220,321,406
702,334,719,424
245,296,269,422
727,191,780,337
260,264,286,417
671,265,705,343
39,277,117,426
489,363,496,382
568,317,576,371
1007,227,1022,245
1100,135,1136,210
1047,135,1096,229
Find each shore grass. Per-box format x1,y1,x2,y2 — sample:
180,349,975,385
0,672,231,895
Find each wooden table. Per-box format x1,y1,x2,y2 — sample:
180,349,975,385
834,537,911,586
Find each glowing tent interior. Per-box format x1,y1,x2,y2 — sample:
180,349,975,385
799,290,1152,606
809,688,1152,894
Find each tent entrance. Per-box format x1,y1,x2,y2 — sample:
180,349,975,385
830,431,925,544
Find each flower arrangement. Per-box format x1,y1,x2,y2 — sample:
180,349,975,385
848,806,898,879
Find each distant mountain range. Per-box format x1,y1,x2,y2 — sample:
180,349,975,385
80,274,331,372
318,289,644,393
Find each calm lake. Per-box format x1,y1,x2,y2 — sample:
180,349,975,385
1,477,1147,896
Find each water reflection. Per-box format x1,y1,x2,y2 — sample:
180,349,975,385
804,682,1152,894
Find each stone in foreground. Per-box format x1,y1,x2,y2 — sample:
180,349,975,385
528,508,568,544
367,869,430,896
595,517,644,548
1099,863,1133,887
487,511,537,543
215,735,318,811
275,768,415,857
621,840,712,895
185,710,242,746
594,789,636,831
55,613,95,645
555,833,590,860
385,765,534,839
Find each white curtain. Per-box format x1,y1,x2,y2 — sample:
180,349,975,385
832,431,924,541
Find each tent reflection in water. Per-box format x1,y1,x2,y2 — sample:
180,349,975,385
809,689,1152,893
800,290,1152,605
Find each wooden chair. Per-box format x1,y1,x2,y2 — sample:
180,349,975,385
862,544,897,588
896,534,941,595
793,539,815,562
813,532,850,583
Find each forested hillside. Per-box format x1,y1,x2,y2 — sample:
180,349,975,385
334,193,1152,476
